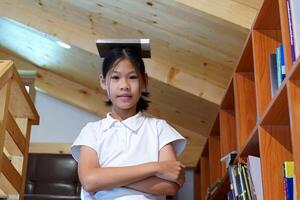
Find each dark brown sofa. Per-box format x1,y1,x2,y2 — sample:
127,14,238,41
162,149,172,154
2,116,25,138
24,153,81,200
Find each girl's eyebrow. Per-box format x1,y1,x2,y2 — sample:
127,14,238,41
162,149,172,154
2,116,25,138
111,70,137,74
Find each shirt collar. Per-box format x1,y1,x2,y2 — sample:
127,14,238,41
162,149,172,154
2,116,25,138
102,111,145,133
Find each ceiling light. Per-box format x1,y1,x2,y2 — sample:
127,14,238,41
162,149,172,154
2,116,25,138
56,41,71,49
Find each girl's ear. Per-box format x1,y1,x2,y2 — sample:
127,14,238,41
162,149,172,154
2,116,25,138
99,74,107,90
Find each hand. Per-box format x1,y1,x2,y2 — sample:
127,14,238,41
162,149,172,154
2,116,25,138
176,170,185,188
155,160,185,184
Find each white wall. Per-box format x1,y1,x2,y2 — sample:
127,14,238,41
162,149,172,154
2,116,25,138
30,92,99,143
30,91,194,200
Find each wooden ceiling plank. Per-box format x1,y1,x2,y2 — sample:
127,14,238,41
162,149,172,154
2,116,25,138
232,0,263,10
0,5,226,104
175,0,259,29
0,0,234,90
66,0,246,60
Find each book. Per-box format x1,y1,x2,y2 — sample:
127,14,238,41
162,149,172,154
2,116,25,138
286,0,296,63
294,178,297,200
235,165,245,199
96,38,151,58
276,46,282,88
205,178,222,200
240,163,253,200
276,44,286,87
280,44,286,81
220,150,238,168
227,190,235,200
228,165,238,197
290,0,300,59
283,161,294,200
269,53,278,97
247,156,263,200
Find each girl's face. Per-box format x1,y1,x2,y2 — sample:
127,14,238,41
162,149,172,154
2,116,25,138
100,58,146,114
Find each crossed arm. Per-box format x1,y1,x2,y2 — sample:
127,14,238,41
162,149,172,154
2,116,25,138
78,144,185,196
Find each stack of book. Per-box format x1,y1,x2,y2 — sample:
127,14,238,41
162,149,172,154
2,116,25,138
269,44,286,97
286,0,300,63
221,154,263,200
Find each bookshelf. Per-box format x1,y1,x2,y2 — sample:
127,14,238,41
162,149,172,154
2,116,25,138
194,0,300,199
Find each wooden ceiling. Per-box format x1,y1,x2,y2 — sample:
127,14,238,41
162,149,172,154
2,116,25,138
0,0,261,167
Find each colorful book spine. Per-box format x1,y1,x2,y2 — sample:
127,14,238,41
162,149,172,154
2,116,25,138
229,165,238,197
290,0,300,59
227,190,234,200
287,0,296,63
246,165,256,200
269,53,278,97
276,44,286,88
241,163,253,200
283,161,294,200
235,166,244,198
280,44,286,81
247,156,263,200
276,46,282,88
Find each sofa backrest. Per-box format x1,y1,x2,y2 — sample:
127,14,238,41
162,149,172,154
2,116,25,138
25,153,81,196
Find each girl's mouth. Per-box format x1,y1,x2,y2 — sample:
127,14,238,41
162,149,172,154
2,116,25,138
117,94,132,100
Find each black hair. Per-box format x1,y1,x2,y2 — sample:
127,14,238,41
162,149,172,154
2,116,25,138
101,48,150,112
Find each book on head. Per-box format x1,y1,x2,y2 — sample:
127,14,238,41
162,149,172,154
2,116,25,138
96,39,151,58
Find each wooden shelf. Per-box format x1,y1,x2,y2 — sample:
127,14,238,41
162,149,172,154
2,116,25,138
211,175,230,200
220,79,234,110
235,33,253,73
238,126,259,158
289,57,300,80
199,142,209,200
210,114,220,136
234,71,257,151
260,83,289,125
208,136,222,184
252,29,282,119
193,160,200,200
253,0,281,30
286,66,300,193
219,80,236,176
258,125,292,199
194,0,300,198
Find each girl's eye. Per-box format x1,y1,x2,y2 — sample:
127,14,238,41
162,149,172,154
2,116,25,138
111,76,119,80
129,75,138,79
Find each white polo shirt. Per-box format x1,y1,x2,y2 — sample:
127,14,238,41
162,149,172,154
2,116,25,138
71,112,186,200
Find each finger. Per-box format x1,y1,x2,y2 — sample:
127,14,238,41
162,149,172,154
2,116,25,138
175,180,182,187
179,176,185,187
177,179,184,188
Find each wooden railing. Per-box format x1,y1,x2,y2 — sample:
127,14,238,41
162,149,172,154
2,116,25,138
0,60,39,200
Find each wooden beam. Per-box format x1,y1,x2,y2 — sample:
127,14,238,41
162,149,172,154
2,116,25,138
0,0,229,105
175,0,260,29
232,0,263,10
0,50,110,117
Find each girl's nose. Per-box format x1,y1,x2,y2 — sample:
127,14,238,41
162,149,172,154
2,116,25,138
120,79,130,90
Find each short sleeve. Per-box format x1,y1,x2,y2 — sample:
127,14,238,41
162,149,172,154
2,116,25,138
157,119,186,156
71,122,99,162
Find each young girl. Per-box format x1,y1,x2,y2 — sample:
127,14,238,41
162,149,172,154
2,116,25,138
71,47,187,200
